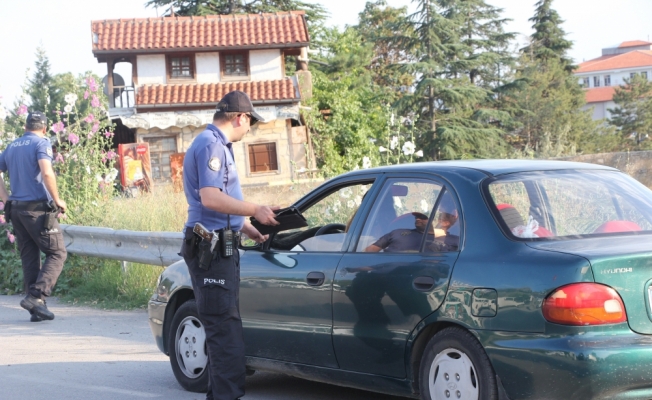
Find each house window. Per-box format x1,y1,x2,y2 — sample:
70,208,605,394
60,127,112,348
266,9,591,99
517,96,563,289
143,136,178,182
167,54,195,80
604,75,611,86
221,52,249,78
631,72,638,79
582,77,589,88
643,71,649,80
593,76,601,87
248,142,278,173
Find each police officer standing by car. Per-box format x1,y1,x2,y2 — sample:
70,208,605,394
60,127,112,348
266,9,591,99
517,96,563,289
180,91,278,400
0,111,67,322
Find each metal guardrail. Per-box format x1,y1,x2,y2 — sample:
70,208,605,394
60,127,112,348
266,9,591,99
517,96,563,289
60,224,183,266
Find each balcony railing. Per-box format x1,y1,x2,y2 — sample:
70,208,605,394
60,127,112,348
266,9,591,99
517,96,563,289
111,85,136,109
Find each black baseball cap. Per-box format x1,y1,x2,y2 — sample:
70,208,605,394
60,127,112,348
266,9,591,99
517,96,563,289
215,90,264,124
26,111,47,125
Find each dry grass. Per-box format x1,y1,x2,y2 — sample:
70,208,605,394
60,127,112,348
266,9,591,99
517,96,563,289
93,180,324,232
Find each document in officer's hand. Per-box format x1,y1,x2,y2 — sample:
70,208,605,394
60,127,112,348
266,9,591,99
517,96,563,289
250,206,308,235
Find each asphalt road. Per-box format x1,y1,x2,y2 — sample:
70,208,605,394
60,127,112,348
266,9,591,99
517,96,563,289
0,295,411,400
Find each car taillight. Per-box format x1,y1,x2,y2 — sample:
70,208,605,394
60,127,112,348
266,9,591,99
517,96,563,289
542,283,627,326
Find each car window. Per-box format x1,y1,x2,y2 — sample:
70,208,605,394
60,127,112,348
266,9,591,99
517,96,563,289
269,183,372,252
356,179,459,253
487,170,652,239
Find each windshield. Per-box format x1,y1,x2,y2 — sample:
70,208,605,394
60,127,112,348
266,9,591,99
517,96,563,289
486,170,652,240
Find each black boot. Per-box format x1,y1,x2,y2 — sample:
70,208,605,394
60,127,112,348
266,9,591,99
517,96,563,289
20,294,55,320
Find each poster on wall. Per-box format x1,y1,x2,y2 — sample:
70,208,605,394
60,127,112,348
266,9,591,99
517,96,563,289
118,143,153,192
170,153,185,193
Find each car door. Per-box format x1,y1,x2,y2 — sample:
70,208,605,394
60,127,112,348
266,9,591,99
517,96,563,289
240,175,379,368
332,175,461,378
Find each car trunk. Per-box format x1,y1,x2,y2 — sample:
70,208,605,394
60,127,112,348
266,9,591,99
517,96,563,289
527,235,652,334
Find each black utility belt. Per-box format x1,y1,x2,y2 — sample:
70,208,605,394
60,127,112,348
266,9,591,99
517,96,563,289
9,200,49,211
191,225,240,270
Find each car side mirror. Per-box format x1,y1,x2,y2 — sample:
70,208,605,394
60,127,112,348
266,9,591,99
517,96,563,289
239,236,262,250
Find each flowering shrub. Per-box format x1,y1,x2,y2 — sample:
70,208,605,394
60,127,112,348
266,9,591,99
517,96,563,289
378,112,424,165
0,75,116,225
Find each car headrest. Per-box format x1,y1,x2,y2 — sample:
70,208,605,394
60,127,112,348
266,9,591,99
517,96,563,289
594,220,642,234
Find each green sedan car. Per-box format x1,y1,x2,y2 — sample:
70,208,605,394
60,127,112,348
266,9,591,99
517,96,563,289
148,160,652,399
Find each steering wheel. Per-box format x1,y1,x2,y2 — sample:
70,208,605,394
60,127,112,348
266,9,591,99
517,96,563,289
315,223,346,236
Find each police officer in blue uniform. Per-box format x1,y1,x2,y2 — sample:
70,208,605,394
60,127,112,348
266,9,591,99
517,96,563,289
180,91,278,400
0,111,67,322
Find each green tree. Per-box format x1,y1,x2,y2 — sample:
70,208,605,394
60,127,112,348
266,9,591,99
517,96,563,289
388,0,509,159
609,73,652,148
27,46,54,120
521,0,574,72
501,55,616,157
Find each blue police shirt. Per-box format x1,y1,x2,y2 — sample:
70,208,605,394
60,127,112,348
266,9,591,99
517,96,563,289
0,132,53,201
183,124,245,231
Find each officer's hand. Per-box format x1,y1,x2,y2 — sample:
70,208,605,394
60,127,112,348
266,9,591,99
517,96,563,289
55,199,67,213
242,223,269,244
254,205,280,226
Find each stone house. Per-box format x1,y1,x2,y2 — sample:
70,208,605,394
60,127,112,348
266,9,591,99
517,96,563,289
91,11,315,187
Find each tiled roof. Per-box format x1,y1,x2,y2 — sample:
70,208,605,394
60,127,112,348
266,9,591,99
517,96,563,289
135,78,299,106
619,40,652,48
585,87,616,103
92,12,309,53
577,51,652,73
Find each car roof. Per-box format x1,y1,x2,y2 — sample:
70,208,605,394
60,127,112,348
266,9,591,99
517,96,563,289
343,159,617,178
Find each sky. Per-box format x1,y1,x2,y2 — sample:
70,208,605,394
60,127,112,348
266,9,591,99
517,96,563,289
0,0,651,109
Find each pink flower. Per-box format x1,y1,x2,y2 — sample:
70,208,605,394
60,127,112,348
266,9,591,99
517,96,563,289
88,132,95,139
17,105,28,115
104,131,114,138
0,201,4,211
51,121,65,133
86,77,99,92
7,231,15,243
107,150,117,160
84,90,89,100
55,153,64,163
91,95,100,108
0,215,5,224
92,122,100,133
84,114,95,124
68,133,80,145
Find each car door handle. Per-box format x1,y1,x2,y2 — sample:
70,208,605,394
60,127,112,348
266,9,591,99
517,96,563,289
413,276,435,291
306,272,325,286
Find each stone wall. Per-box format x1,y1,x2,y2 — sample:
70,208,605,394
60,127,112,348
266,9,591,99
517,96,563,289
559,150,652,187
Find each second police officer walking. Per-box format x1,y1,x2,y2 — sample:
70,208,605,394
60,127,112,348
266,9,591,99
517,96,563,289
180,90,279,400
0,111,67,322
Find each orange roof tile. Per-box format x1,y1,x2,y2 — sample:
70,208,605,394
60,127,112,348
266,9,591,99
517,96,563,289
585,87,616,103
92,12,309,53
135,78,299,107
619,40,652,48
577,51,652,73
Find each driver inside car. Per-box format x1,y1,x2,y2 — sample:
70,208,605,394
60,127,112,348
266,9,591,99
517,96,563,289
365,212,434,253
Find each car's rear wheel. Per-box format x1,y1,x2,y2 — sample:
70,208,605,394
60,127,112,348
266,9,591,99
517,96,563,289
168,300,209,393
419,327,497,400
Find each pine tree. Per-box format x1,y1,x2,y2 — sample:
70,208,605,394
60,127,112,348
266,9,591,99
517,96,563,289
609,74,652,147
521,0,574,71
388,0,509,159
27,47,54,117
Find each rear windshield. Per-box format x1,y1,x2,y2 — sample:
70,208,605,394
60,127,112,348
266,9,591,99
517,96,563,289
486,170,652,240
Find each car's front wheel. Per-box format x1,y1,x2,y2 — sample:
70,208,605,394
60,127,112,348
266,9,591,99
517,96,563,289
419,327,497,400
168,299,209,392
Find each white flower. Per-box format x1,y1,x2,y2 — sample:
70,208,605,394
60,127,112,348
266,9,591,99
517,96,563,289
64,104,73,114
340,188,352,198
379,146,387,153
390,136,399,150
325,207,331,217
402,141,416,156
420,199,429,213
0,107,6,120
95,174,104,183
390,113,395,126
333,200,341,213
353,164,360,171
354,195,362,206
347,200,355,208
85,165,91,174
362,156,371,169
106,168,119,182
393,196,403,209
415,150,424,158
64,93,78,105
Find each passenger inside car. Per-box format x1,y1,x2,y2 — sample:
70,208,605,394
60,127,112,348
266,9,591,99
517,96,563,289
365,212,434,252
